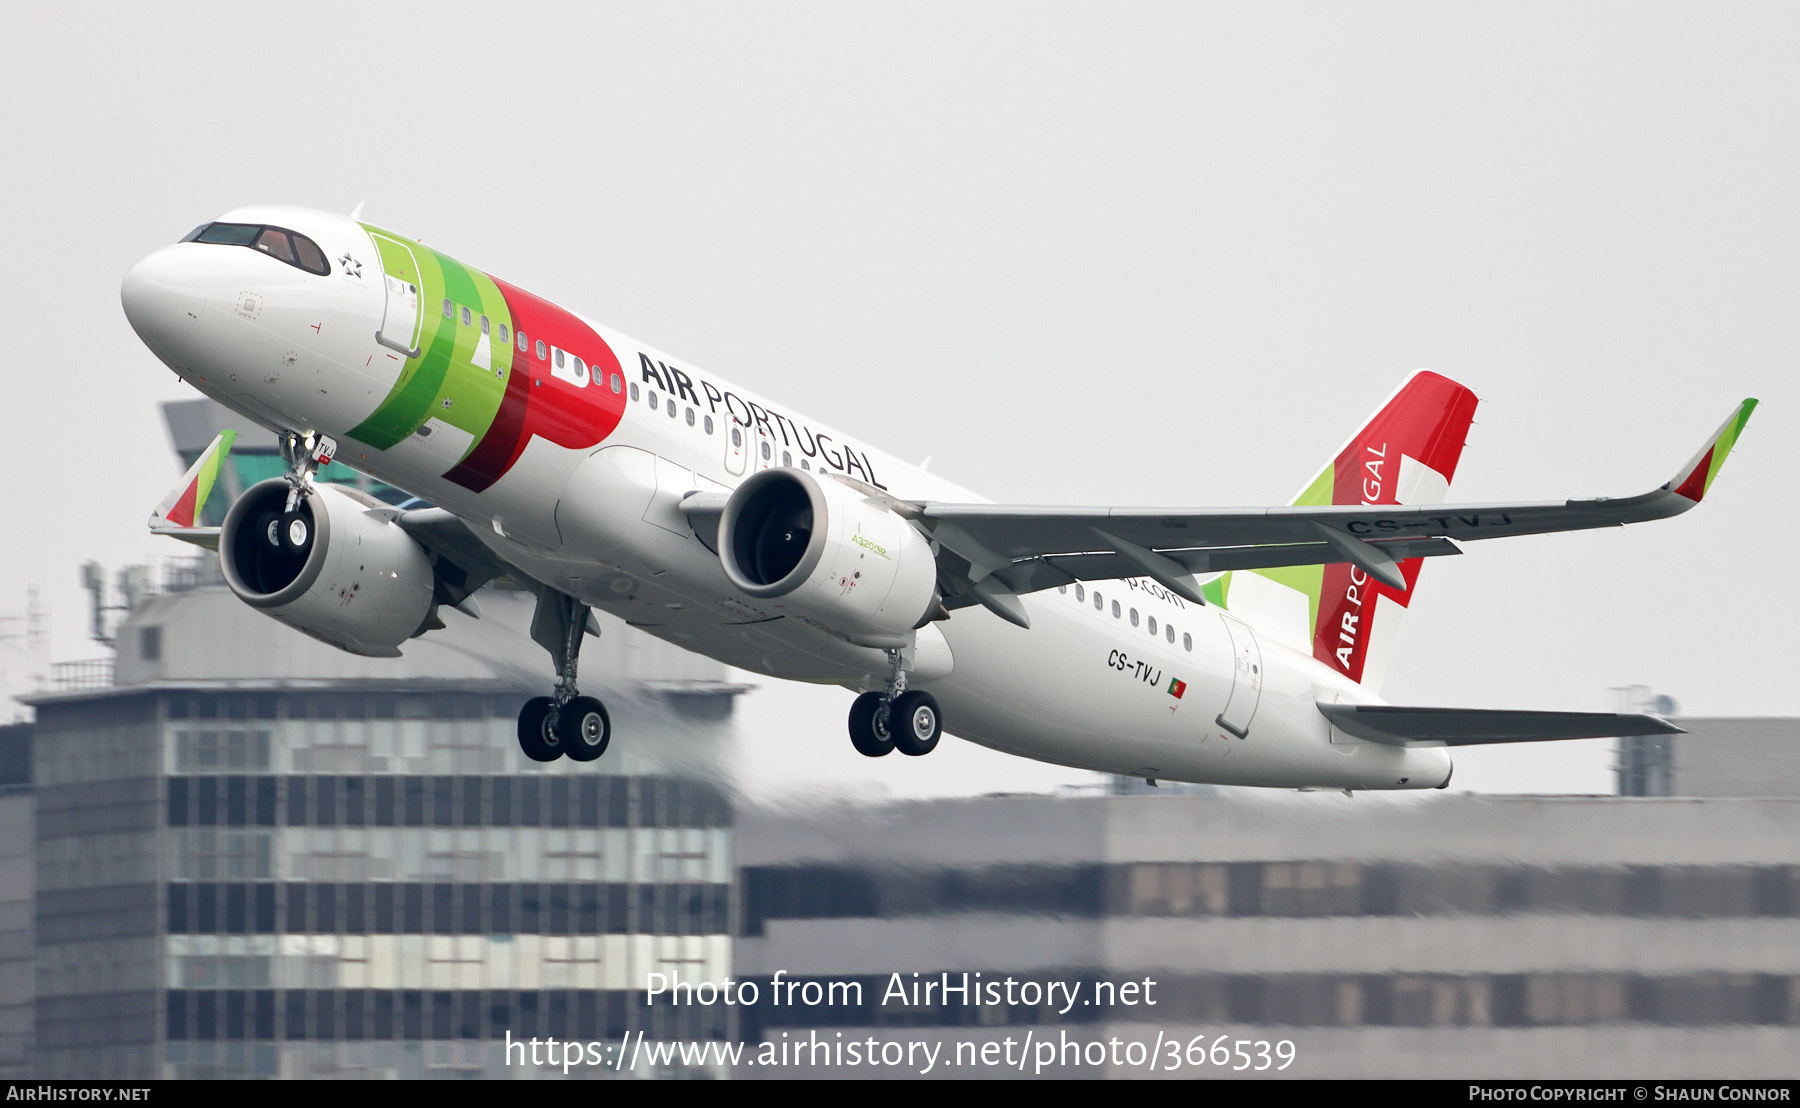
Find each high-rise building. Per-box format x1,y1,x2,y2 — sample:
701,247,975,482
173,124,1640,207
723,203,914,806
26,571,742,1079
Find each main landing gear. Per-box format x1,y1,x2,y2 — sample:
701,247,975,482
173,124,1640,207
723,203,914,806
517,589,611,764
848,648,943,758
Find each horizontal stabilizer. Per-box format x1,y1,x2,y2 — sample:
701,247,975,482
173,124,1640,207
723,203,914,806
1318,704,1685,747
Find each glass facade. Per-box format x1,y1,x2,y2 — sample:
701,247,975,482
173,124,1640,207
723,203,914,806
34,688,734,1079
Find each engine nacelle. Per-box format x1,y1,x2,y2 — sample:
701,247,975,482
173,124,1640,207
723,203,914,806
219,478,436,658
718,469,938,647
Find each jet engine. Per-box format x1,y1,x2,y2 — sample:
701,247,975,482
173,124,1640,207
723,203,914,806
219,478,436,657
718,468,939,647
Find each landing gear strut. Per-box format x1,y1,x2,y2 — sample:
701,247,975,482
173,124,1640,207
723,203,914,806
847,647,942,758
518,589,611,763
276,430,336,554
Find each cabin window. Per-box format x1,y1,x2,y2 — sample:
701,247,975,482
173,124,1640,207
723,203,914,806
554,348,565,369
704,415,714,435
731,427,741,446
1166,624,1176,643
1093,592,1103,611
1112,601,1121,619
480,315,490,334
760,441,771,460
782,451,792,466
648,392,659,411
535,339,547,360
667,401,677,419
461,306,471,326
685,407,695,426
1147,616,1157,635
629,382,640,402
800,459,810,470
611,374,622,394
1129,608,1139,627
442,298,453,318
1058,585,1067,595
1183,633,1192,652
1075,584,1084,602
498,323,509,343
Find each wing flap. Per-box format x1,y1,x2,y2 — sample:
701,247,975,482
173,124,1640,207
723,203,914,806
1318,704,1685,747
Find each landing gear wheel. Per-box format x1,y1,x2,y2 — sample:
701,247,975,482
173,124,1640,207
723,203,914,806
848,692,895,757
516,696,562,762
891,690,942,756
560,696,611,762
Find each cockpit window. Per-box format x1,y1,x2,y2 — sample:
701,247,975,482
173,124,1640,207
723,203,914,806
191,223,260,246
183,222,330,276
254,228,295,263
292,234,327,274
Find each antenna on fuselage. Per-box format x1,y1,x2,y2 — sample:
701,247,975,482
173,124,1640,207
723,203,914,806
349,200,365,221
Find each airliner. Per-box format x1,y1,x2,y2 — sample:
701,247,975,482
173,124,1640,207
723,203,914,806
120,205,1755,790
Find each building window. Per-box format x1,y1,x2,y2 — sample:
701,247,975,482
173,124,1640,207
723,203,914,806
140,625,163,661
174,828,274,880
172,727,272,771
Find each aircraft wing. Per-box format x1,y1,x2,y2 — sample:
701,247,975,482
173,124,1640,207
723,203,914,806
1318,704,1685,747
388,507,514,613
909,399,1755,625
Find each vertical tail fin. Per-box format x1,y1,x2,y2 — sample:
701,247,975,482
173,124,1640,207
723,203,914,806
1207,371,1479,691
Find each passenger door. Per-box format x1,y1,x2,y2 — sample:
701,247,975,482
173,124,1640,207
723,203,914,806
1216,613,1264,738
369,231,423,357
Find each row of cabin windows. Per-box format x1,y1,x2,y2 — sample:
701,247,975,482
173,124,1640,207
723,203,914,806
437,300,634,395
1061,583,1193,652
626,381,719,437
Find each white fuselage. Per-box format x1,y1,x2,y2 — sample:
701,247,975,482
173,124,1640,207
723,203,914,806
123,205,1451,790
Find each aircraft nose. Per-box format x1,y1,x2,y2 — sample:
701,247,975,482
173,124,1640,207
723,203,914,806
121,245,211,367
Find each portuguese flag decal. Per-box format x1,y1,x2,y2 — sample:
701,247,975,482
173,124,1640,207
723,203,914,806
1167,678,1187,699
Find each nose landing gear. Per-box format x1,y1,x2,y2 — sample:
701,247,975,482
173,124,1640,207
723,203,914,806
847,647,943,758
516,589,612,764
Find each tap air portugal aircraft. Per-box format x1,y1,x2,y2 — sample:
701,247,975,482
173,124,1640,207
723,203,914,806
121,205,1757,790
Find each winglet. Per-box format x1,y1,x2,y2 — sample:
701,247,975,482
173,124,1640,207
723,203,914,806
150,429,237,538
1669,399,1757,503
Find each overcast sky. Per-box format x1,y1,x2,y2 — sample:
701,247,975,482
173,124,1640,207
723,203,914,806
2,3,1795,796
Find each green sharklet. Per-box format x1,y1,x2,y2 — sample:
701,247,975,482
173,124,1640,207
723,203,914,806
347,225,512,458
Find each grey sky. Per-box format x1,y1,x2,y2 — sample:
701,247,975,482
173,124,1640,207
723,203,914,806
2,3,1795,795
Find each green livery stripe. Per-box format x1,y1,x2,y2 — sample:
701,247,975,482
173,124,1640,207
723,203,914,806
1215,460,1333,628
347,225,511,457
1702,398,1758,497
